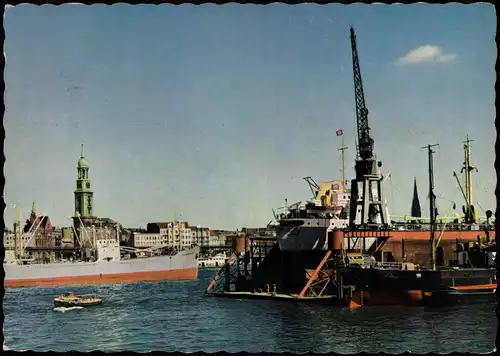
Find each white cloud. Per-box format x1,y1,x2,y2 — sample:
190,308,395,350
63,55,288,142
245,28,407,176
396,45,457,65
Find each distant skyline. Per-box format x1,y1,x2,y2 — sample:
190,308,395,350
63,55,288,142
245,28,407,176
4,4,496,230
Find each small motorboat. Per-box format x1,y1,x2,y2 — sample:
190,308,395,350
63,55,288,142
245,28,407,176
53,293,103,307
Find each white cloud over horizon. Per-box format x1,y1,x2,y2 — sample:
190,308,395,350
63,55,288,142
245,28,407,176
396,45,458,65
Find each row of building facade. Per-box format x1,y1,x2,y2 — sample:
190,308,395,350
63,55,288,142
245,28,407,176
4,223,270,251
3,203,245,251
133,222,214,248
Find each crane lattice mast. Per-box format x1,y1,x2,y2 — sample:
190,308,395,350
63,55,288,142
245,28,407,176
348,27,390,228
350,27,374,164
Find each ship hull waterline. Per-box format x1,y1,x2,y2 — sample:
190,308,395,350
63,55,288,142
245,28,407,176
344,267,496,308
5,267,199,288
349,285,497,308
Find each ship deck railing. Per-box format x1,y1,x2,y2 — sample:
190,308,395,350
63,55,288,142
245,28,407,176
390,222,494,232
374,261,404,269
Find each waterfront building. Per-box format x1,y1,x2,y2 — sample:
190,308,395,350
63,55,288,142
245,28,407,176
212,230,238,246
190,226,200,245
23,201,53,248
208,230,219,247
133,225,233,248
134,220,193,248
174,221,192,247
197,227,211,246
52,227,62,248
217,234,227,246
3,229,15,249
190,225,210,246
121,227,146,247
133,223,168,248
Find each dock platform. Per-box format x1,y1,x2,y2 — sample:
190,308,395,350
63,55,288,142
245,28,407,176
205,291,345,304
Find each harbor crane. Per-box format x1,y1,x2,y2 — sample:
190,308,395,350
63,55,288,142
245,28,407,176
348,27,390,229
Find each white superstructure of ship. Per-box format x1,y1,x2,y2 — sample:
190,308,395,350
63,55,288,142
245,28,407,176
198,252,230,269
272,178,352,252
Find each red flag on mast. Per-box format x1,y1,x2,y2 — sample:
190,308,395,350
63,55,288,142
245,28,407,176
336,129,344,136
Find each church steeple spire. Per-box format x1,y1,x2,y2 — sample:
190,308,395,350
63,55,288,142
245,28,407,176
31,200,38,216
74,143,93,217
411,177,422,218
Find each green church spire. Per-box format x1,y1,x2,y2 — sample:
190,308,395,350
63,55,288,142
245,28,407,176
78,143,89,168
74,143,93,217
31,200,37,215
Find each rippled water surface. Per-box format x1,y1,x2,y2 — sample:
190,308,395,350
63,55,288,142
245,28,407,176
3,269,496,353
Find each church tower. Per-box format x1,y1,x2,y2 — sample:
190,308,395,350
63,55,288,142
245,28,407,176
74,143,93,217
411,177,422,218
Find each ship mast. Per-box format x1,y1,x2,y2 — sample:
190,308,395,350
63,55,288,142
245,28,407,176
173,207,182,251
337,129,348,184
12,203,23,258
173,208,177,250
422,143,439,270
461,135,478,224
19,208,23,258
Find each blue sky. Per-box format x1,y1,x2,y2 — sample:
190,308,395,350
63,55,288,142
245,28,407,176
4,3,496,230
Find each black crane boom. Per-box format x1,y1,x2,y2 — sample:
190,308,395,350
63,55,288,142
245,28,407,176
348,27,390,228
350,27,374,162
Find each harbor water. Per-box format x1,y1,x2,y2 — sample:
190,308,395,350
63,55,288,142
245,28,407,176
3,269,496,353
